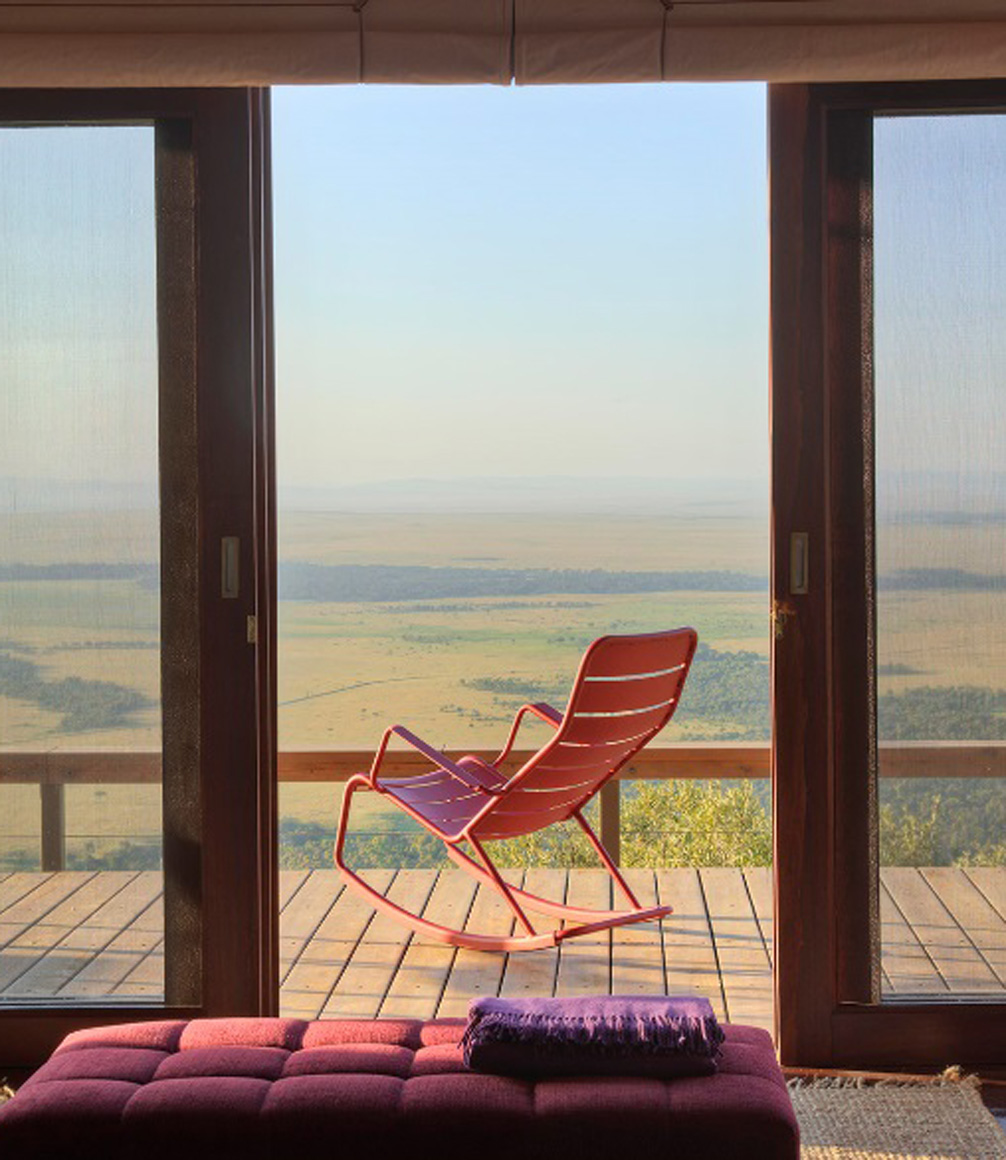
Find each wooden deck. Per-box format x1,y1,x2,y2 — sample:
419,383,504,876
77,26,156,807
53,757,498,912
2,867,1006,1031
279,867,775,1029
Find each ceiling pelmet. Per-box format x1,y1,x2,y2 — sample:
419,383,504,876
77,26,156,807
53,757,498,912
0,0,1003,85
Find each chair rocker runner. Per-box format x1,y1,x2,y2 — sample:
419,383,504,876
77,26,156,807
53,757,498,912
335,628,698,952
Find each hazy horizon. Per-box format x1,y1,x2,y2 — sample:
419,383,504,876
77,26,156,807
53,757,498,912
5,468,1005,519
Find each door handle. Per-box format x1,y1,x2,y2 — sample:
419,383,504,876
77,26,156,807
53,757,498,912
221,536,240,599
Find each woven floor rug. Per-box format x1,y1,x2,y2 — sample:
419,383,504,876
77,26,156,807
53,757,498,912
790,1077,1006,1160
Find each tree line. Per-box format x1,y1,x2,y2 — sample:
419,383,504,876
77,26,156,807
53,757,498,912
0,650,152,732
280,563,767,602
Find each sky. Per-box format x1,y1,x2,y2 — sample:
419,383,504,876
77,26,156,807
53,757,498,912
0,126,158,497
874,113,1006,512
5,91,1003,509
271,83,770,494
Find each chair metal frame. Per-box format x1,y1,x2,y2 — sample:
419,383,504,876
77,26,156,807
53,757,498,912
334,629,698,951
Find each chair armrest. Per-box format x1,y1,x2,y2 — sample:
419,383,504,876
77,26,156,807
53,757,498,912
493,702,564,766
369,724,495,794
527,702,564,727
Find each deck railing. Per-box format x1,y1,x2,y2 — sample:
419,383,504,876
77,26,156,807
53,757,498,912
1,742,1005,870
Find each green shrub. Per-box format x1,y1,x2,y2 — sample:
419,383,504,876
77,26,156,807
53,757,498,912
291,780,773,871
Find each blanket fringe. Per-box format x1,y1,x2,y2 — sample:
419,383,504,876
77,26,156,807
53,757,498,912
461,1009,724,1061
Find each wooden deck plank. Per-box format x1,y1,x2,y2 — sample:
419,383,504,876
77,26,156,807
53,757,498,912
879,875,946,995
379,869,479,1020
0,872,97,956
109,888,165,998
921,867,1006,990
882,867,1000,993
610,868,665,995
437,870,523,1018
962,867,1006,988
0,872,130,992
12,866,1006,1021
744,867,775,968
656,868,727,1021
555,869,612,997
61,878,164,998
281,868,395,1019
322,869,438,1019
278,870,310,912
0,873,52,916
963,867,1006,914
499,868,566,998
279,868,346,983
114,931,164,997
700,867,773,1031
4,871,150,998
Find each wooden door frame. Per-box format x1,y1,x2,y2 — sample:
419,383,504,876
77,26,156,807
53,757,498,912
771,79,1006,1069
0,88,276,1067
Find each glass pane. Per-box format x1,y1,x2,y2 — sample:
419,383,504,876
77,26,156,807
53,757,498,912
274,85,771,1024
875,114,1006,1000
0,126,163,1001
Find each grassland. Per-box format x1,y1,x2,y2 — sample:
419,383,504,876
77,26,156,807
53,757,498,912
278,589,768,750
278,510,769,573
2,506,1005,867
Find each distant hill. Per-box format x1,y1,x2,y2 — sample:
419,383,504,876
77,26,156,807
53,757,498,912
880,568,1005,592
876,469,1006,522
279,562,767,601
4,560,1000,595
0,563,156,582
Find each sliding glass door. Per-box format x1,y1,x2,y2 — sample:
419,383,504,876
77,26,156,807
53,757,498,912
0,90,274,1067
0,124,166,1000
772,80,1006,1069
873,112,1006,1002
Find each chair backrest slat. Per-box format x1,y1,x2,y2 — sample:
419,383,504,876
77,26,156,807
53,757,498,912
498,765,598,791
477,798,592,840
571,634,691,679
470,628,697,842
559,701,676,747
573,667,687,714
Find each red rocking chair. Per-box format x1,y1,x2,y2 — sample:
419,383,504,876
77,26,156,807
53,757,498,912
335,628,698,951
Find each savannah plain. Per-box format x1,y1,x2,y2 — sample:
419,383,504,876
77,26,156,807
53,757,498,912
1,504,1004,866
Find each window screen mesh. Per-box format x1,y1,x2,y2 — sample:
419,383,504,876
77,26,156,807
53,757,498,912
0,126,163,1001
874,114,1006,999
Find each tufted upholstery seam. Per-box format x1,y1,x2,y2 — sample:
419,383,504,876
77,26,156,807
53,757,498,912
0,1017,800,1160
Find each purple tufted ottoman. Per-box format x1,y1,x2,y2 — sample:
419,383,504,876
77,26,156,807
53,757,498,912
0,1016,798,1160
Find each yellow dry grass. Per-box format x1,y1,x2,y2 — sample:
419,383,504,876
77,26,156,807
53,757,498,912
2,508,1004,852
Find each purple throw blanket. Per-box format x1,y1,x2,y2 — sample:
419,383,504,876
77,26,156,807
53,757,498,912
462,995,724,1078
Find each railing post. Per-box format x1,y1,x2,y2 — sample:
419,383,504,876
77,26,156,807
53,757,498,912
599,779,621,866
40,783,66,871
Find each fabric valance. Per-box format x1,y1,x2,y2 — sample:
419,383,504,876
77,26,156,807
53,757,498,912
1,1,1004,86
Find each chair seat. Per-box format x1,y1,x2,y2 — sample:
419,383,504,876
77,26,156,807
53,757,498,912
379,755,507,837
